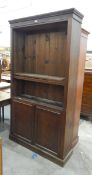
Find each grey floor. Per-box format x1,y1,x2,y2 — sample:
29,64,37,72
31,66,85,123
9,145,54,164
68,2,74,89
0,105,92,175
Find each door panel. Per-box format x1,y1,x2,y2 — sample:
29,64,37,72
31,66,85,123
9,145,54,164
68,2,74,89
12,100,34,142
34,106,63,154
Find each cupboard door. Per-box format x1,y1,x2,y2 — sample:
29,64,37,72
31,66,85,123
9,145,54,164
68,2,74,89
34,106,63,155
12,100,35,142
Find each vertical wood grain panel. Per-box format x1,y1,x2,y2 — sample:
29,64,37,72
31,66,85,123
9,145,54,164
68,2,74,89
34,106,63,154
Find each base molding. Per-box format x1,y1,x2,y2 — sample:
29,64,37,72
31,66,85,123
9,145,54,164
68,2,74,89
9,133,73,166
81,113,92,121
72,136,79,149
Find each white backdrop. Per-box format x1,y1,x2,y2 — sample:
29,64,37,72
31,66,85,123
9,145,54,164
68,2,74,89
0,0,91,50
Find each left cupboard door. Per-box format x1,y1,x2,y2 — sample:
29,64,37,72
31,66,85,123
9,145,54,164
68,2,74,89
11,99,35,143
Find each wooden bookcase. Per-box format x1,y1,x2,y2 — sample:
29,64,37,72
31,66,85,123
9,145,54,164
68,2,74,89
9,8,84,166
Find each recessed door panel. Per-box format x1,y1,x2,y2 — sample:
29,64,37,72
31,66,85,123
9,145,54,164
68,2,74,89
35,106,63,154
12,100,34,142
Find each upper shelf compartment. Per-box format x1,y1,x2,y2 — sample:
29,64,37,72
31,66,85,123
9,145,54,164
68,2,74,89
12,29,67,78
14,73,65,86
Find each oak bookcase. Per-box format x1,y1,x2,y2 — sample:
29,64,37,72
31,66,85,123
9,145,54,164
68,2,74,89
9,8,86,165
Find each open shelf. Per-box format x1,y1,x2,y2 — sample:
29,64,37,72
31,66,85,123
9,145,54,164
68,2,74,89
14,73,65,86
15,94,64,110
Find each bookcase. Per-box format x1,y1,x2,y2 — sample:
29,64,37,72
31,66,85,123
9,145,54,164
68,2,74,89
9,8,84,165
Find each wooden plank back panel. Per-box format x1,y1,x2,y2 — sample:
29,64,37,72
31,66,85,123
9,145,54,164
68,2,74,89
36,33,47,74
23,81,64,102
49,32,66,77
24,31,66,77
13,31,25,73
25,34,39,73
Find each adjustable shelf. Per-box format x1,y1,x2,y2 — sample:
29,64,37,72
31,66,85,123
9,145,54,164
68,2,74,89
15,95,64,110
14,73,65,86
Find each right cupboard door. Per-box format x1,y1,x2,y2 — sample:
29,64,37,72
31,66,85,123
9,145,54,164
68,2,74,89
34,106,64,156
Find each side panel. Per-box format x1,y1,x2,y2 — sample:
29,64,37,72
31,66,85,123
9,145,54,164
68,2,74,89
64,18,82,156
72,29,88,147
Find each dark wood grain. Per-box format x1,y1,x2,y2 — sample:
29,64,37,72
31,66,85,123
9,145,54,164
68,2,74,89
14,73,65,86
9,8,85,166
81,70,92,120
34,106,63,154
12,99,35,142
72,28,89,147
